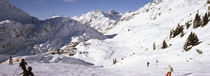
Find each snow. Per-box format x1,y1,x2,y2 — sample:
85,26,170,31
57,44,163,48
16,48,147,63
0,20,10,24
72,10,122,33
0,0,38,24
0,16,105,55
71,0,210,75
1,0,210,76
0,62,121,76
51,16,61,18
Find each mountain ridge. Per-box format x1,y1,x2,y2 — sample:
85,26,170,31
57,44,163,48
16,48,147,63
72,10,123,33
0,0,39,24
0,0,105,56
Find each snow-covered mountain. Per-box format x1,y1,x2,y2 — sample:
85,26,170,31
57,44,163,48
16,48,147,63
0,17,105,55
68,0,210,75
72,10,122,33
0,0,105,56
0,20,36,55
0,0,38,24
30,17,105,54
31,0,209,69
1,0,210,76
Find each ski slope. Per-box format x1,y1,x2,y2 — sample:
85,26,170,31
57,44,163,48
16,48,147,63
0,56,210,76
0,0,210,76
0,62,118,76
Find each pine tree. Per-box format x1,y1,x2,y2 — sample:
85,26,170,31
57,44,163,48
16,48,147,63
170,30,173,38
193,13,201,28
202,13,209,27
183,32,200,51
162,40,168,49
185,21,191,29
170,24,184,38
153,42,156,50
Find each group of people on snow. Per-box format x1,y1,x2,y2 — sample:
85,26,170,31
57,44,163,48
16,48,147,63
146,60,173,76
8,56,34,76
8,56,174,76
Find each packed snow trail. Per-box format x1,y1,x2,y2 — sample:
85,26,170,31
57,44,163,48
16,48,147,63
0,62,156,76
0,62,119,76
1,60,210,76
1,52,210,76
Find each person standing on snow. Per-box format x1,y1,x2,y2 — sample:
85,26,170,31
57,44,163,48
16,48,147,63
9,56,13,65
147,61,150,67
19,59,28,72
21,66,34,76
165,65,173,76
156,60,158,68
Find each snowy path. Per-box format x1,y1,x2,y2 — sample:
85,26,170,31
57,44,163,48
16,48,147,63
0,62,123,76
1,61,210,76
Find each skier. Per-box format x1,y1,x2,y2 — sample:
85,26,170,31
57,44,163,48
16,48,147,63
165,65,173,76
19,59,28,72
147,61,150,67
156,60,158,68
21,66,34,76
9,56,13,65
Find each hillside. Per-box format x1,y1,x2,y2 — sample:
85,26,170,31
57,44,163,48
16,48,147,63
0,0,105,61
70,0,210,75
72,10,122,33
0,0,210,76
0,0,38,24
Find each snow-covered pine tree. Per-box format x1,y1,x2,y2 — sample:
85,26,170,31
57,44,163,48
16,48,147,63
170,24,184,38
202,13,209,27
161,40,168,49
193,13,202,28
183,32,200,51
153,42,156,50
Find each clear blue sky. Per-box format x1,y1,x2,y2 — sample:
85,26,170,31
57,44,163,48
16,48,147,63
8,0,153,20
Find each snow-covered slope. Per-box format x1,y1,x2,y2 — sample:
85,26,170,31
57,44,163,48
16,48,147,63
69,0,210,75
0,17,105,56
0,20,37,54
0,0,38,24
72,10,122,33
30,17,105,54
1,0,210,76
107,0,208,50
0,0,105,56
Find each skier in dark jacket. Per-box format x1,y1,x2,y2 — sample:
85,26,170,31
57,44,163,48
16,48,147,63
21,66,34,76
147,61,150,67
19,59,28,72
9,56,13,65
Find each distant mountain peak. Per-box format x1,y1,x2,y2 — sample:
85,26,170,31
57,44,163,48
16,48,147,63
155,0,163,3
72,10,123,33
106,10,119,14
0,0,38,24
